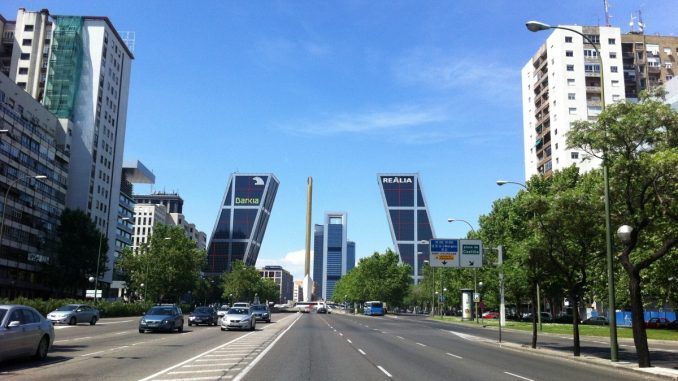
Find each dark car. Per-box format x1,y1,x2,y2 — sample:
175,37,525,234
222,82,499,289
316,306,328,314
553,314,574,324
582,316,609,325
188,306,218,326
250,304,271,323
645,317,671,329
139,305,184,333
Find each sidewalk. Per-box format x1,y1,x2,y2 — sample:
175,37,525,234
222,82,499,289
421,315,678,380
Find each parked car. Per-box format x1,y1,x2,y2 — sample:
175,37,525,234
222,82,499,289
481,311,500,319
220,307,256,331
521,312,552,322
316,306,328,314
0,304,54,362
645,317,671,329
47,304,99,325
668,320,678,330
216,305,230,321
188,306,218,326
250,304,271,323
139,305,184,333
553,314,574,324
582,316,609,325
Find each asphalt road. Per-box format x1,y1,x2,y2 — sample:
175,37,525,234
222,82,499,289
0,312,668,380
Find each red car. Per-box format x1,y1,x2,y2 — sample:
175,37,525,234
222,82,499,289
482,311,500,319
645,317,671,329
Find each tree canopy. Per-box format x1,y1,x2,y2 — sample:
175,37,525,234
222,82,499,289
221,261,279,304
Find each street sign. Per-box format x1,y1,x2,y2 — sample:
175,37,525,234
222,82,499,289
429,239,459,267
86,290,102,298
459,239,483,268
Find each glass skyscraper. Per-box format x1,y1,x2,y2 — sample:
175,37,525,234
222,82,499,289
377,173,435,283
206,173,279,275
313,212,355,301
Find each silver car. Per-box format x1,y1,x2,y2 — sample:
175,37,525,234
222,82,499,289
0,304,54,362
47,304,100,325
220,307,256,331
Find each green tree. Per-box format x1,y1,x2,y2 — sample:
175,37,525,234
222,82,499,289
47,208,108,297
221,260,276,303
568,88,678,367
333,249,411,308
116,224,206,303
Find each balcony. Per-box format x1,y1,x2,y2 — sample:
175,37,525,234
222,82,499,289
648,66,661,73
586,86,602,93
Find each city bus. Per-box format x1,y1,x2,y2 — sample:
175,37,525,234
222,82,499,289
364,301,384,316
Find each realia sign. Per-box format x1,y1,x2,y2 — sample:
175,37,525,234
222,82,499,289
381,176,413,184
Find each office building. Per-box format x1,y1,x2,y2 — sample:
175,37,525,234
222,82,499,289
0,72,69,298
377,173,435,284
0,8,134,291
522,25,678,179
206,173,279,275
131,203,168,250
133,192,183,214
293,280,303,303
259,265,293,304
313,212,355,301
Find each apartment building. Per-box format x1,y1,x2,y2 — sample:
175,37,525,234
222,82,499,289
0,72,69,298
259,265,293,304
621,34,678,99
0,8,134,291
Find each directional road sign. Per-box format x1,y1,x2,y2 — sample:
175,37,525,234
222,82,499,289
430,239,459,267
459,239,483,268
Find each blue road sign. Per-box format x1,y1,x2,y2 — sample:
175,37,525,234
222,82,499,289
430,239,458,253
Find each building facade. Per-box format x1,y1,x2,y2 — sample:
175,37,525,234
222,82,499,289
312,212,355,301
133,192,183,214
293,279,303,303
0,72,69,298
0,9,134,290
377,173,435,284
522,26,678,180
259,265,293,304
206,173,279,275
131,203,168,250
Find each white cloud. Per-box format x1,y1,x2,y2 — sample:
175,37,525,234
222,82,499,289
258,249,312,281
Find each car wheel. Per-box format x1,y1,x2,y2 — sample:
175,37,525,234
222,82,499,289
178,324,183,333
250,320,256,331
266,319,271,323
221,327,226,331
139,329,145,333
69,317,76,325
34,336,49,360
188,322,192,326
90,316,97,325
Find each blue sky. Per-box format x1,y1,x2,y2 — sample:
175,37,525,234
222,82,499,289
2,1,676,280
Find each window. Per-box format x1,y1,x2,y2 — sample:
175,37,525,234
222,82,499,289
611,80,620,87
608,38,616,45
569,107,577,115
18,67,28,75
584,34,600,43
567,64,574,71
20,53,30,60
567,78,575,86
568,93,576,100
610,66,618,73
22,39,32,46
584,49,598,57
609,52,617,59
566,50,574,57
555,143,559,149
612,94,621,102
24,25,34,32
565,36,573,43
571,152,579,159
584,64,600,73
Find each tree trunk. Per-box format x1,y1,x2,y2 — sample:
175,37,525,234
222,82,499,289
531,283,538,349
629,269,651,367
571,295,580,356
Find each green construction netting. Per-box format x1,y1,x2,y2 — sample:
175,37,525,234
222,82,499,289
43,16,83,119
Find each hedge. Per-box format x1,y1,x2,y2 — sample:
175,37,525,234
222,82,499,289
0,297,174,317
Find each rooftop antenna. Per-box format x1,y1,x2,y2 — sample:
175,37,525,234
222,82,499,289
603,0,612,27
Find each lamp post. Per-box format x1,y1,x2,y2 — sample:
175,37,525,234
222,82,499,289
140,283,146,300
525,20,617,362
93,231,106,303
0,175,48,255
496,180,542,330
442,287,447,318
434,291,439,316
423,259,433,315
478,281,484,324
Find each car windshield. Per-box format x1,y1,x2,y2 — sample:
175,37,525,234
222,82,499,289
252,305,266,311
194,307,211,313
56,305,78,311
148,307,175,315
228,308,249,315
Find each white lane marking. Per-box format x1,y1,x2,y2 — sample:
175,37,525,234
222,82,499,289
446,352,463,359
504,371,535,381
153,377,228,381
54,336,92,343
347,339,352,343
339,333,343,336
232,314,302,381
358,349,366,355
53,326,73,330
446,330,494,343
396,336,405,340
169,369,233,374
97,320,133,325
138,331,256,381
378,365,392,378
80,350,106,357
416,342,426,347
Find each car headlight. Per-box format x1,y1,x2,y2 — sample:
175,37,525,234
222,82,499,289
162,319,169,324
141,319,146,324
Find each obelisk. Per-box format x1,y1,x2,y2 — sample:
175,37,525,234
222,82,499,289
302,176,313,302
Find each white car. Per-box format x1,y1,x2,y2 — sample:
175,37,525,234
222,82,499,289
47,304,99,325
220,307,256,331
0,305,54,361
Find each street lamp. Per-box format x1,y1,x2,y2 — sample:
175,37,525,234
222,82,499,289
526,19,618,362
140,283,146,300
447,218,476,234
0,174,48,255
478,281,484,324
442,287,447,318
422,258,433,315
617,225,633,243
